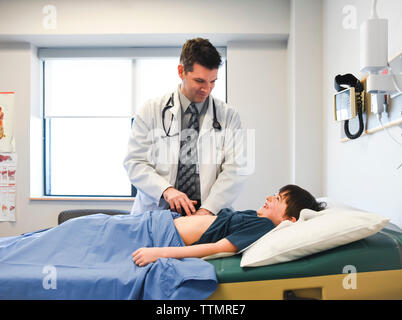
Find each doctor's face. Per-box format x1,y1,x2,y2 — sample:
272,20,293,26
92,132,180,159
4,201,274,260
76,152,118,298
257,193,296,226
178,62,218,103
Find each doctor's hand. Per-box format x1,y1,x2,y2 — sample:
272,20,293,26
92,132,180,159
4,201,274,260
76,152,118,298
163,187,197,216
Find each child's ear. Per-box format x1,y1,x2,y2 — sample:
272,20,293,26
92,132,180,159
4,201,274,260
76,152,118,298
288,216,297,223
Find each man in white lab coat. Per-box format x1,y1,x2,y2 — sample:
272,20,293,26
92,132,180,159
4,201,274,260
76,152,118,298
124,38,250,216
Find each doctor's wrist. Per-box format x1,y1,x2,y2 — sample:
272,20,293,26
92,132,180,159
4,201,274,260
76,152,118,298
162,186,174,200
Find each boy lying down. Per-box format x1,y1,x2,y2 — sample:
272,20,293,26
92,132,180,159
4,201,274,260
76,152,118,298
0,184,326,299
132,184,326,266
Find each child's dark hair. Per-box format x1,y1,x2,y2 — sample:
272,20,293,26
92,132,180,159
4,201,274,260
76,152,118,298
279,184,326,220
180,38,222,72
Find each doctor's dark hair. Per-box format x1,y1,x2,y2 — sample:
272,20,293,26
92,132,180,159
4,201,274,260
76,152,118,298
279,184,327,220
180,38,222,72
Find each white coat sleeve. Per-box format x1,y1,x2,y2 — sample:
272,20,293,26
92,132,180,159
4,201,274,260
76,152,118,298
123,105,172,202
201,111,250,214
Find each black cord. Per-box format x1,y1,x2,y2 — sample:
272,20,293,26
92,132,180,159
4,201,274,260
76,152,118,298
344,91,364,139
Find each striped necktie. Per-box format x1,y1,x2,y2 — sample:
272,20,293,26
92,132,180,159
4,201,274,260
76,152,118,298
177,103,200,203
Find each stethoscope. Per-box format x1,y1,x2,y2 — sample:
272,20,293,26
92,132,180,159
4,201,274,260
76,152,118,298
162,93,222,137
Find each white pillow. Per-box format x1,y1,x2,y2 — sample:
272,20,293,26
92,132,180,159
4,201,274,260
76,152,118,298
240,207,389,267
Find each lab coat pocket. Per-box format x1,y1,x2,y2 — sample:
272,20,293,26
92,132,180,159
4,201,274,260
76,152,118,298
155,163,170,175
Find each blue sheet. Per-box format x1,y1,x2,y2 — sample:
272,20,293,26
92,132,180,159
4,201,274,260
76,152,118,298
0,210,217,300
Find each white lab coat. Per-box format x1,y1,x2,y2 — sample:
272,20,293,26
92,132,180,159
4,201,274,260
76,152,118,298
124,87,249,214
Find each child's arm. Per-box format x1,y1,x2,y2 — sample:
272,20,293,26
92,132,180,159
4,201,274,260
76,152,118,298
132,238,237,267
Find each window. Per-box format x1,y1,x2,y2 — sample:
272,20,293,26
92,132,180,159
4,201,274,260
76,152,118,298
42,51,226,197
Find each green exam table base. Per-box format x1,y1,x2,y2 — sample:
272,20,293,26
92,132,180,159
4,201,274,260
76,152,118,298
207,226,402,300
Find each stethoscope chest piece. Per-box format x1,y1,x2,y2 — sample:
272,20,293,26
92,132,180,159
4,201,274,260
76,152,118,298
212,119,222,130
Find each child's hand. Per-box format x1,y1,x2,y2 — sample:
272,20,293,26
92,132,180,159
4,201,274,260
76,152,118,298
132,247,164,267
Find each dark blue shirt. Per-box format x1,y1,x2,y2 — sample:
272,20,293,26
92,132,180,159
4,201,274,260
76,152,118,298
193,208,276,251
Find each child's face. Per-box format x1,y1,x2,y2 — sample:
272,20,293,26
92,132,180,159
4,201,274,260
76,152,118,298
257,192,296,226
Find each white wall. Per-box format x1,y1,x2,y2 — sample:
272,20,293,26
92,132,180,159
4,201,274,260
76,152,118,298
288,0,323,197
323,0,402,227
228,41,290,211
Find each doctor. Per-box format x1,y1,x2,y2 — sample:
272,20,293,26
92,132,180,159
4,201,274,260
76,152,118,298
124,38,248,216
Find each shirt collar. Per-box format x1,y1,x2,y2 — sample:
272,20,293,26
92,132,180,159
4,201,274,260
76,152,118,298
178,85,206,114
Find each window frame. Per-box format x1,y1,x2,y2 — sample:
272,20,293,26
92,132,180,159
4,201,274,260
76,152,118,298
39,47,227,199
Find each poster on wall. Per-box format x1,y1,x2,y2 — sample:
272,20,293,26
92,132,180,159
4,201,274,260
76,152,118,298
0,153,16,222
0,92,15,153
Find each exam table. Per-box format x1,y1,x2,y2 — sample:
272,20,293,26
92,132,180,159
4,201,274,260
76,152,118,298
58,210,402,300
207,223,402,300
